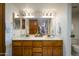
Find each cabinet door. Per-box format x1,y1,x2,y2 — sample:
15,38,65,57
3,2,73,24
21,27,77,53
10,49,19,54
23,47,32,56
43,47,53,56
12,47,22,56
52,47,63,56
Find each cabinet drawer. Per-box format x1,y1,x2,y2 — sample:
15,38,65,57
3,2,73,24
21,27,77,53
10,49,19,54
12,40,22,46
43,40,53,47
52,40,63,46
33,48,42,52
43,40,63,47
33,41,42,47
33,53,42,56
23,40,32,47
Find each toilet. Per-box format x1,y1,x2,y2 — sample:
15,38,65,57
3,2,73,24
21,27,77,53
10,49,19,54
72,44,79,56
72,45,79,53
72,39,79,56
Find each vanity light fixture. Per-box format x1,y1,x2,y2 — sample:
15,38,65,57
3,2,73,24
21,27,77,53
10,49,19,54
14,8,56,18
23,8,34,16
42,8,56,18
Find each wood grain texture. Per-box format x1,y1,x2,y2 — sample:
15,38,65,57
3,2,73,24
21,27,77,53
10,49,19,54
33,41,42,47
12,47,22,56
0,3,5,56
23,47,32,56
12,40,63,56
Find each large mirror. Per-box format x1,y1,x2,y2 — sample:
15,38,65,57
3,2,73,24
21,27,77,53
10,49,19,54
13,18,52,36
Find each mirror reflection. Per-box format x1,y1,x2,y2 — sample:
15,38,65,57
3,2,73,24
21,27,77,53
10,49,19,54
29,18,51,35
13,18,20,29
13,18,51,36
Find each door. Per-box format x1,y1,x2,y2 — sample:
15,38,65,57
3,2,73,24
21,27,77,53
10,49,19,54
29,19,38,34
0,3,5,56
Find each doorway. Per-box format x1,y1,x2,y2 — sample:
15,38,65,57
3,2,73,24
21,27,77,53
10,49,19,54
0,3,5,56
29,19,39,34
72,3,79,56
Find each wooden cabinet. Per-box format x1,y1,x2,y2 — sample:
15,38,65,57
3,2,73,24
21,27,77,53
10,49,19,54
0,3,5,56
12,40,63,56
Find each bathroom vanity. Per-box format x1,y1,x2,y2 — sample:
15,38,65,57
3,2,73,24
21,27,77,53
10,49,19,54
12,12,63,56
12,39,63,56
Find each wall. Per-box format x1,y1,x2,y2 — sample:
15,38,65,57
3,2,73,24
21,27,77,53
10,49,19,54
5,4,18,56
61,4,71,55
72,14,79,39
72,13,79,45
5,3,71,56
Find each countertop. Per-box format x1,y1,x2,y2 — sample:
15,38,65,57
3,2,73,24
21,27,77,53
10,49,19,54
12,36,62,40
